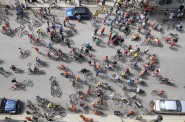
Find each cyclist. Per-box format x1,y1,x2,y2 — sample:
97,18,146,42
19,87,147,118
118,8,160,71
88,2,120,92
18,48,25,56
64,70,69,78
139,68,147,77
165,35,171,43
150,54,156,61
155,38,161,45
144,47,149,54
127,111,135,116
47,43,52,49
134,52,138,59
135,45,140,52
47,103,54,108
37,28,43,35
46,52,52,58
133,33,140,40
128,45,132,51
146,36,152,43
71,105,77,111
116,49,122,56
104,56,109,62
169,40,175,48
11,78,19,89
176,23,182,31
10,65,17,71
154,69,160,76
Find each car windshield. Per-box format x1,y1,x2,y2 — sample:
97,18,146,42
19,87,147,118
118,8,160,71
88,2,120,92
0,98,6,110
176,100,182,112
72,9,75,15
159,100,165,111
75,7,88,14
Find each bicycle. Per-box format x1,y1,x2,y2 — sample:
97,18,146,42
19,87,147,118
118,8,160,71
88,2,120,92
22,79,34,87
19,50,31,59
0,67,9,77
151,90,165,96
18,30,29,38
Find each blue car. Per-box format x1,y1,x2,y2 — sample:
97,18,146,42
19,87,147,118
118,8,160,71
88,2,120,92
0,97,21,114
66,7,91,19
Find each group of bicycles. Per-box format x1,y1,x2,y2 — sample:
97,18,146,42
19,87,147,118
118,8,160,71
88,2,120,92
0,0,183,121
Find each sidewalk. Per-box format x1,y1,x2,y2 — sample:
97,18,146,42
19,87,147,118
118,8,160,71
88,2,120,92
0,114,185,122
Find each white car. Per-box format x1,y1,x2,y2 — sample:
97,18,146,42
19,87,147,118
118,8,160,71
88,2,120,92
152,100,185,114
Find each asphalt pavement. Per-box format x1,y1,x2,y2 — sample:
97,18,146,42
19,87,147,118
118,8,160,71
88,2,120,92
0,1,185,122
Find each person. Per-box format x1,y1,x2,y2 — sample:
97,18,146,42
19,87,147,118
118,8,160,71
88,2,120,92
77,14,82,22
165,35,171,43
169,40,175,48
12,77,18,89
133,33,139,39
154,69,160,76
64,70,69,78
136,87,141,93
144,47,149,54
125,67,130,75
10,65,17,71
32,47,40,54
178,4,184,12
139,68,147,77
80,68,89,74
18,48,25,56
146,36,152,43
101,27,105,35
150,54,156,61
104,56,109,62
136,77,144,84
37,28,43,35
71,105,77,111
116,49,122,56
176,23,182,31
134,52,138,59
47,43,52,49
155,38,161,45
127,111,135,116
135,45,140,52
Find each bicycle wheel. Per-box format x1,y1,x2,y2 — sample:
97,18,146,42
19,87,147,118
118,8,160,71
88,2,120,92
113,100,119,105
28,80,34,87
60,112,66,117
19,55,24,59
25,50,30,54
140,42,146,46
151,90,157,96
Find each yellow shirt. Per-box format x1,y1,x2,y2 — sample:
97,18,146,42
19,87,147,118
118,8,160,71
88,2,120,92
134,53,138,58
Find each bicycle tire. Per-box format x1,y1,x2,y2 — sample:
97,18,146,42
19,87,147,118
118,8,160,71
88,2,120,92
56,90,62,97
140,42,146,46
151,90,157,96
25,50,30,54
28,81,34,87
60,112,66,117
113,100,119,105
19,55,24,59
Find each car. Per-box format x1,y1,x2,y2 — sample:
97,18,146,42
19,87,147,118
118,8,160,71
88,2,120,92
66,7,91,19
151,100,185,114
0,97,21,114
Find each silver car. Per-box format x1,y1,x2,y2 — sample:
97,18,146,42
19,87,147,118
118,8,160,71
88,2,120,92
152,100,185,114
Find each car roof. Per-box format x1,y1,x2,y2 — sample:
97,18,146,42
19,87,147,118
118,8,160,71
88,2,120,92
74,7,89,14
165,101,177,111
